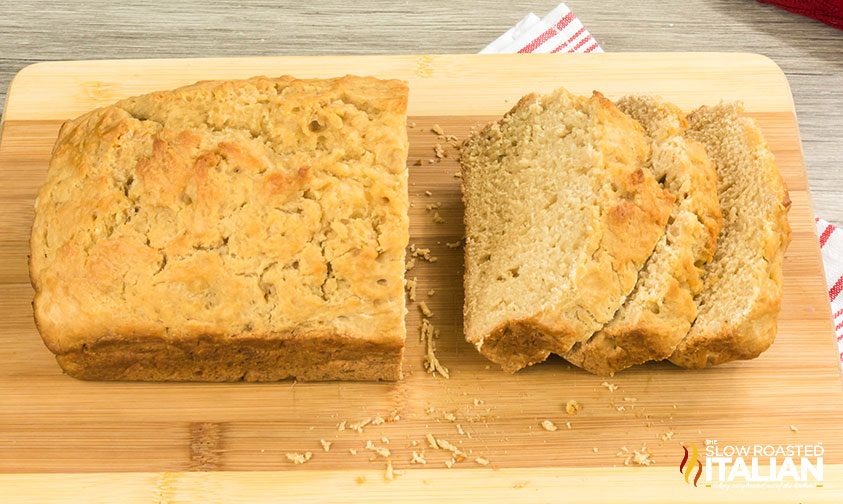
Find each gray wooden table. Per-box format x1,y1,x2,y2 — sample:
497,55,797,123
2,0,841,222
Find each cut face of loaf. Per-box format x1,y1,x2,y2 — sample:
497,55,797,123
669,103,791,367
460,89,674,372
564,96,723,376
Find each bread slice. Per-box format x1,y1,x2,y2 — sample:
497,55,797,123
460,89,674,372
669,103,791,367
30,75,410,381
563,96,722,376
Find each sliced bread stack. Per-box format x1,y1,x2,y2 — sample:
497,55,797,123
460,89,791,375
460,89,674,372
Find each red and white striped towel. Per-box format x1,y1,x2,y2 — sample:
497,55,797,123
485,3,843,367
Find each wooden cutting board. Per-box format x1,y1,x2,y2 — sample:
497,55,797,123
1,54,842,502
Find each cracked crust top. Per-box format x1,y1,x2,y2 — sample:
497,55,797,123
30,75,410,363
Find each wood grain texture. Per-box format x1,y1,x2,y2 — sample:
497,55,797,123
0,1,841,223
0,54,841,501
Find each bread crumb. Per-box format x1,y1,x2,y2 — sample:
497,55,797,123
435,438,461,454
474,456,490,466
424,190,433,196
420,319,449,378
428,159,435,164
456,424,466,436
320,439,332,452
631,446,654,466
623,397,637,402
565,421,572,430
444,458,456,468
366,440,391,458
424,405,435,414
349,448,358,455
411,451,427,464
286,452,312,464
405,258,416,271
453,171,462,178
418,301,433,317
356,475,366,485
473,398,484,406
372,416,385,426
337,420,347,431
431,124,445,136
426,433,439,449
427,288,436,296
660,431,674,441
513,481,528,489
443,411,457,422
384,460,398,480
409,121,416,128
592,447,599,453
565,400,582,415
405,277,417,301
540,420,558,432
445,240,462,248
381,436,390,444
432,211,445,224
425,202,442,212
601,381,618,392
790,424,799,432
413,159,422,166
388,410,401,422
433,143,445,159
348,418,372,433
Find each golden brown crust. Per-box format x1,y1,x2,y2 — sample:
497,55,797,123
669,103,791,368
30,75,410,381
460,89,673,372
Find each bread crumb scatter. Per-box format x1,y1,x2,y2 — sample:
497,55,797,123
418,301,433,317
388,410,401,422
631,446,654,466
474,456,490,466
433,211,446,224
444,458,456,468
320,439,332,452
601,381,619,392
425,202,442,212
372,416,385,426
660,431,674,441
443,411,457,422
540,420,558,432
424,406,435,414
566,400,582,415
431,124,445,136
286,452,312,464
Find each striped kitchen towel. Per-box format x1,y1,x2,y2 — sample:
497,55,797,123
816,218,843,363
486,2,843,366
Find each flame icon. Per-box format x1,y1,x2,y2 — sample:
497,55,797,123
679,444,703,487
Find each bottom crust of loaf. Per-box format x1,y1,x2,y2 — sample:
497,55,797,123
52,335,403,382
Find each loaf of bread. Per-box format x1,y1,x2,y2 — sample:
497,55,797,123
30,75,410,381
460,88,674,372
669,103,791,367
564,96,722,376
